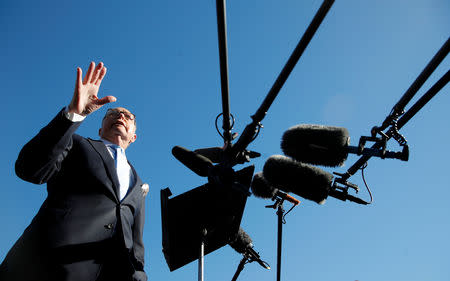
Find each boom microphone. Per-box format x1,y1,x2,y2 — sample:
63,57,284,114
281,124,408,167
263,155,332,204
172,146,213,177
263,155,368,205
251,172,300,205
229,227,270,270
281,124,350,167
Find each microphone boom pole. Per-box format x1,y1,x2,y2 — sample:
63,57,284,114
376,37,450,133
216,0,233,145
339,39,450,181
396,69,450,129
229,0,335,165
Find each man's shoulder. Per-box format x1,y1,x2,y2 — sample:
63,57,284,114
72,134,88,143
72,135,104,150
73,135,101,142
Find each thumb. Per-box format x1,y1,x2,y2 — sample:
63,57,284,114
96,95,117,106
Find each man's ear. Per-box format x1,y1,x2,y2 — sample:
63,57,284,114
129,134,137,144
98,128,102,137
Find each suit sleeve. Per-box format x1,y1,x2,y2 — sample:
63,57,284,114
15,109,82,184
131,196,148,281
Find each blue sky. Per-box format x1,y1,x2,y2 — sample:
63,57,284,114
1,0,449,280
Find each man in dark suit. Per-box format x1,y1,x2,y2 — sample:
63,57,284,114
0,62,148,281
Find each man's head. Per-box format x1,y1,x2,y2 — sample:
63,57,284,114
99,107,137,150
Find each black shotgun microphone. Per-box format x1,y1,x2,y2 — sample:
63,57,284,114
263,155,332,204
263,155,368,205
229,227,271,270
281,124,408,167
172,146,213,177
282,124,349,167
251,172,300,205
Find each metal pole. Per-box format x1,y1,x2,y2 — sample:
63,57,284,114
231,257,247,281
276,204,285,281
231,0,335,161
342,68,450,180
216,0,233,145
397,69,450,129
199,229,207,281
390,37,450,122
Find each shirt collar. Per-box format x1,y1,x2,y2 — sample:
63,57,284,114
101,138,124,152
101,138,119,147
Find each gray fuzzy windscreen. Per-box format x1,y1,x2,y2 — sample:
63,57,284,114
251,172,278,199
229,227,252,254
263,155,333,204
281,124,349,167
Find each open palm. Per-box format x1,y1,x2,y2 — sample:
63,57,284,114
68,62,116,116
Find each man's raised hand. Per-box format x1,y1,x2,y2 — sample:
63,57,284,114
68,62,116,116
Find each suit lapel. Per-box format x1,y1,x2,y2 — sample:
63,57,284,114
87,138,120,201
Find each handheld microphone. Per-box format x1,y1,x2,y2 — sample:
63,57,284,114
281,124,408,167
172,146,213,177
229,227,271,270
251,172,300,206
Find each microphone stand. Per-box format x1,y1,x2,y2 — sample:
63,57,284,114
231,256,248,281
266,198,286,281
198,228,207,281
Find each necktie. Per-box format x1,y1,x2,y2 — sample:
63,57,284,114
113,145,130,200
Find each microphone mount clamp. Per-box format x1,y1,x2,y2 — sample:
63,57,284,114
332,173,359,193
330,175,369,205
356,133,409,161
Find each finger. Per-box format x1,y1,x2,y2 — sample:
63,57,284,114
83,62,95,84
75,67,82,90
95,66,107,86
96,95,117,106
91,62,103,84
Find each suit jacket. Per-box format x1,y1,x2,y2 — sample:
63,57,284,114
0,109,147,281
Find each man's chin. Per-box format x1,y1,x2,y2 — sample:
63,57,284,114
112,124,127,131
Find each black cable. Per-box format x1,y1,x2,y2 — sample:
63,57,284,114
282,204,297,224
360,162,373,204
215,112,235,140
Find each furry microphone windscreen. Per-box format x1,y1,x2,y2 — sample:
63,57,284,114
263,155,333,204
251,172,278,199
229,227,253,254
281,124,350,167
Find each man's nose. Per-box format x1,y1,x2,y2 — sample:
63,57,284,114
118,112,127,120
